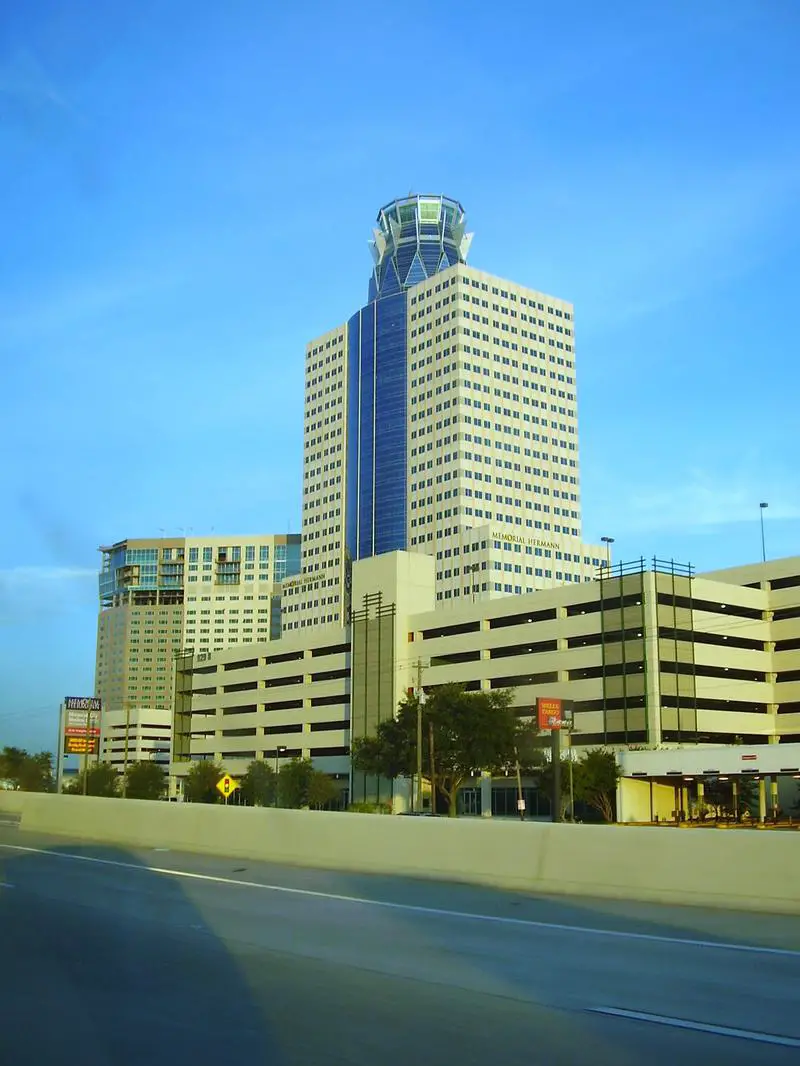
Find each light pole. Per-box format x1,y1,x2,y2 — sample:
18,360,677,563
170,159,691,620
600,536,614,570
759,502,768,564
465,562,480,602
274,745,287,807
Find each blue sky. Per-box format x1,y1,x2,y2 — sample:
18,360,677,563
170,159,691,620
1,0,798,751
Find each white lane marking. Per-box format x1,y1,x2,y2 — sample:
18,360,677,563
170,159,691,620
588,1006,800,1048
0,842,798,959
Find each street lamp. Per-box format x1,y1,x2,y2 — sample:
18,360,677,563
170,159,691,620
274,745,287,807
600,536,615,570
465,562,480,602
759,502,768,564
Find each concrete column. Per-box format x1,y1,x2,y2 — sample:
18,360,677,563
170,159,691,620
770,778,779,818
767,745,780,818
480,771,492,817
758,777,767,825
696,780,705,820
642,572,662,746
731,779,739,820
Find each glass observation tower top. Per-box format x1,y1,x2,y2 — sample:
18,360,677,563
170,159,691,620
367,194,473,301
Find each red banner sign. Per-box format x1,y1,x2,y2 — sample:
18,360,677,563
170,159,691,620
537,697,562,731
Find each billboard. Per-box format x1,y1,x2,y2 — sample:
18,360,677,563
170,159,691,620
537,696,562,731
63,698,102,756
64,696,102,712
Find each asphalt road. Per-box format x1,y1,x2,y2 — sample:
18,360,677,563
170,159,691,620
1,822,799,1065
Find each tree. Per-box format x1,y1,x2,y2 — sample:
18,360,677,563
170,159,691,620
536,756,577,819
0,747,54,792
273,758,339,809
240,760,276,807
183,760,225,804
352,684,523,817
67,761,120,798
573,748,620,822
278,757,314,808
124,760,166,800
307,770,338,810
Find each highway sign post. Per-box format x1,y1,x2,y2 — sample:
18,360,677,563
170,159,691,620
537,697,563,823
58,697,102,794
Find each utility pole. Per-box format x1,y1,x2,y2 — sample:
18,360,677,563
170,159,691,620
428,720,436,817
82,702,92,796
56,702,65,795
275,745,287,807
562,711,576,822
514,747,525,820
551,727,562,822
415,659,424,814
121,701,131,799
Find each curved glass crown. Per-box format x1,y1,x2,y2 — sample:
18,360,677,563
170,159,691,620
368,194,473,301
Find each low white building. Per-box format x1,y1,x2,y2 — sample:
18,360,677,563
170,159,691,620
100,706,172,772
617,742,800,824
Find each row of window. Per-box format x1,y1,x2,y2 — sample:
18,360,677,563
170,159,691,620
412,310,570,345
412,292,572,334
411,349,573,374
285,615,340,630
187,594,272,601
411,332,573,358
305,424,344,449
306,333,345,363
411,400,576,434
413,273,572,320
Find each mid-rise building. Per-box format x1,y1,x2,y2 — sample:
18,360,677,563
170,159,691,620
95,533,300,740
172,551,800,810
283,194,604,632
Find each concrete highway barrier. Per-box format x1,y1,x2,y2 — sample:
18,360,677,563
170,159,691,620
3,791,799,913
0,792,25,815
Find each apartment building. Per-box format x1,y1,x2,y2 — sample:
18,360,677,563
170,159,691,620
172,551,800,806
282,194,604,634
95,533,300,739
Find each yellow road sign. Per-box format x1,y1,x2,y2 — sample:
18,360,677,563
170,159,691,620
216,774,240,797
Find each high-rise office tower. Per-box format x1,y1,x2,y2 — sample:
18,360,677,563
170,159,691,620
283,195,604,631
95,533,301,714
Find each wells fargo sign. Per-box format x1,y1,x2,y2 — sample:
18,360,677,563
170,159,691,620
537,696,562,731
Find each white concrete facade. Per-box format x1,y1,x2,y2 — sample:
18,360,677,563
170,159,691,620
175,553,800,798
283,261,605,635
100,706,172,770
